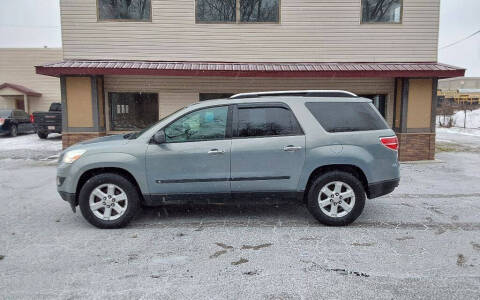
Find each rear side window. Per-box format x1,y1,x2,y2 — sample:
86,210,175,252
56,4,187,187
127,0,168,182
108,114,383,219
237,107,303,138
306,102,388,133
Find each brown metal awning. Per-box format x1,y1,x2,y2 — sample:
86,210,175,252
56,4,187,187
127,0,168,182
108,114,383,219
36,60,465,78
0,82,42,97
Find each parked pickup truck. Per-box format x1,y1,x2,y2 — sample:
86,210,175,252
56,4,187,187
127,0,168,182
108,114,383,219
33,102,62,139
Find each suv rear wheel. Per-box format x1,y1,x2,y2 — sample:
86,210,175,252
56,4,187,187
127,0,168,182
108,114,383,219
307,171,365,226
79,173,140,229
37,131,48,139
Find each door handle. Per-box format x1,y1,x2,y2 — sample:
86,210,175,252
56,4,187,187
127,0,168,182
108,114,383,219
208,149,225,155
283,145,302,152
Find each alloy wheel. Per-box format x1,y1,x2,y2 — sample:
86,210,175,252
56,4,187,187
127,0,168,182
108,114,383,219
317,181,356,218
89,184,128,221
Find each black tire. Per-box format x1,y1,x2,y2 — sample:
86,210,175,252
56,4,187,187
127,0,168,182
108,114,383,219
10,125,18,137
307,171,365,226
79,173,140,229
37,131,48,139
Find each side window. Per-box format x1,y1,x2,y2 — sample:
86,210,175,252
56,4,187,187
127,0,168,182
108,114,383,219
305,102,389,133
237,107,302,138
164,106,229,143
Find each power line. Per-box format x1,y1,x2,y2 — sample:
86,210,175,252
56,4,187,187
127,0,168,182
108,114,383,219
439,29,480,50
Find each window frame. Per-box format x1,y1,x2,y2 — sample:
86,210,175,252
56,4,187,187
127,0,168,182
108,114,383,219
108,91,159,132
96,0,153,23
232,102,304,139
159,104,233,144
360,0,403,25
195,0,281,24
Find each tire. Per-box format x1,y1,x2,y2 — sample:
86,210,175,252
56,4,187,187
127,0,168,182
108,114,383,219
37,131,48,139
79,173,140,229
9,125,18,137
307,171,365,226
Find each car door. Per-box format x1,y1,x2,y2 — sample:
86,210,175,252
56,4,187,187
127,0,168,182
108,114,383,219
146,105,232,197
230,103,306,194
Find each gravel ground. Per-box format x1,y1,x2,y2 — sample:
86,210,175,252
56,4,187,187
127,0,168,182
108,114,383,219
0,133,479,299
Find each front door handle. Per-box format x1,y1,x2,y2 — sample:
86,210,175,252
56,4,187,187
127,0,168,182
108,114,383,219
208,149,225,155
283,145,302,152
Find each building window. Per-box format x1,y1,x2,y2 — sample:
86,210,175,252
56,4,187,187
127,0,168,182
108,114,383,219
109,92,158,131
359,94,387,118
361,0,402,24
98,0,152,21
199,93,234,101
196,0,280,23
237,107,303,138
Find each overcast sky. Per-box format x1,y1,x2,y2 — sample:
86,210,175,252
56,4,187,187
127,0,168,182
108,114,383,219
0,0,479,76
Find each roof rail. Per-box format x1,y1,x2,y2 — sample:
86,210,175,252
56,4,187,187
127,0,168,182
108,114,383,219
230,90,358,99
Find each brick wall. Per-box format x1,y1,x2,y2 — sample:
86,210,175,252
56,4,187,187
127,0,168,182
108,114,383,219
62,132,106,149
397,133,435,161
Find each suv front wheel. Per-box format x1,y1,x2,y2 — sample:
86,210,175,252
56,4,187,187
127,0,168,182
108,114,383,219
307,171,365,226
79,173,140,229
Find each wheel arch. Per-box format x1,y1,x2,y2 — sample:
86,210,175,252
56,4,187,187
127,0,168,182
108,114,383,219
303,164,369,201
75,167,144,203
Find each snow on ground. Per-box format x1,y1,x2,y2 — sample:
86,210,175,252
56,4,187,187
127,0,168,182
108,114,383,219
437,108,480,129
0,133,61,160
436,127,480,152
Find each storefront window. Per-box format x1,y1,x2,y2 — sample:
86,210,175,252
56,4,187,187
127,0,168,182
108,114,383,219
199,93,234,101
360,94,387,118
109,92,158,131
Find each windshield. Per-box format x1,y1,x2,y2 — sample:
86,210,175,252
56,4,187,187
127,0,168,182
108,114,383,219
0,110,11,118
124,106,187,139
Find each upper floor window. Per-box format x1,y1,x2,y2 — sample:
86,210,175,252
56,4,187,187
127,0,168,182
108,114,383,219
98,0,152,21
361,0,402,24
196,0,280,23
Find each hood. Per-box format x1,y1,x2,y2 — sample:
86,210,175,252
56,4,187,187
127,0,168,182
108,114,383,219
79,134,126,145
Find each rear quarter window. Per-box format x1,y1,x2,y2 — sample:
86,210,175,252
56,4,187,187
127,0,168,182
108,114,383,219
305,102,388,133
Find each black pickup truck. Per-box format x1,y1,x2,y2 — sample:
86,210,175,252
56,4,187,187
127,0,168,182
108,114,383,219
33,103,62,139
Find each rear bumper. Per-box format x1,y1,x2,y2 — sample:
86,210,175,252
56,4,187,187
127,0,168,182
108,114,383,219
367,178,399,199
59,191,78,212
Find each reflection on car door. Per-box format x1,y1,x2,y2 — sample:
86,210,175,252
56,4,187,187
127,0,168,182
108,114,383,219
146,105,232,197
230,104,306,194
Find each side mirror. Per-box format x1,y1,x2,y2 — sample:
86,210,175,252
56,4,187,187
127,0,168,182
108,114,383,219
152,130,166,144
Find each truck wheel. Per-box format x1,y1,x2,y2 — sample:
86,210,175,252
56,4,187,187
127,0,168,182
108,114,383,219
79,173,140,229
307,171,365,226
9,125,18,137
37,131,48,139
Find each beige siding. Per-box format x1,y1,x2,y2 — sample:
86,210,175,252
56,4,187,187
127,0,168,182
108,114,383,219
103,75,395,132
0,48,62,114
61,0,439,62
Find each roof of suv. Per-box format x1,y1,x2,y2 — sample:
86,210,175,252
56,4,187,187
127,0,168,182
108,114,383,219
191,95,372,109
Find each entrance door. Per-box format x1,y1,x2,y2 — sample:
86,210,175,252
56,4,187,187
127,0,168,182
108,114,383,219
146,105,232,196
15,99,25,111
230,104,306,193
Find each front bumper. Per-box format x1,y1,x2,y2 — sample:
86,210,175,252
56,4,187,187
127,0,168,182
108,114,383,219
59,191,78,212
367,178,400,199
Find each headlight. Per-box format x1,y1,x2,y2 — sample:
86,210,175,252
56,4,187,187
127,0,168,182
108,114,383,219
62,149,86,164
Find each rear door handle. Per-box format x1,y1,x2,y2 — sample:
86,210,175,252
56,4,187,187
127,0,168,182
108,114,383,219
283,145,302,152
208,149,225,155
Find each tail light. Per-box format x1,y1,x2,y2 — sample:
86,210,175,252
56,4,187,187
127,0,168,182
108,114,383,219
30,114,34,123
0,118,4,125
380,136,398,151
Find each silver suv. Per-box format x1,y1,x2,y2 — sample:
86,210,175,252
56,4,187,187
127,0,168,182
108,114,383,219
57,91,400,228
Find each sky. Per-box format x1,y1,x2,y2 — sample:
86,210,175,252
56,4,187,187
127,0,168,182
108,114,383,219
0,0,479,76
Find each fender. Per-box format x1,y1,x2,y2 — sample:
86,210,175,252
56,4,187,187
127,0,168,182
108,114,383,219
297,145,374,191
69,152,149,194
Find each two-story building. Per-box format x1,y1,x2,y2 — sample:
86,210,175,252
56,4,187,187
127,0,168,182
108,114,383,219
36,0,465,161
